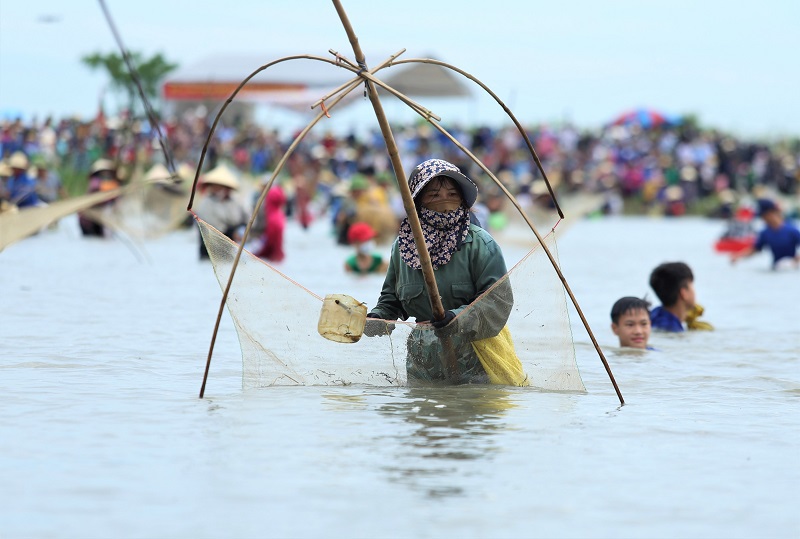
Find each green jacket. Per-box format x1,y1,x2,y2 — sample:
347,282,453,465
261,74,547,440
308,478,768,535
370,224,513,382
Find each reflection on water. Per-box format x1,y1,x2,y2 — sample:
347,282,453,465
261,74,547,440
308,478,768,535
2,215,799,538
375,386,517,498
321,392,370,411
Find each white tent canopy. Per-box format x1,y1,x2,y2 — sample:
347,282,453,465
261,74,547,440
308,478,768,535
162,52,472,114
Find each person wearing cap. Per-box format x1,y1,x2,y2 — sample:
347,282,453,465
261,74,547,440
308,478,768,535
6,151,42,208
344,221,388,275
364,158,512,384
334,174,370,245
731,199,800,269
87,159,121,192
195,164,249,260
78,158,121,237
32,158,66,203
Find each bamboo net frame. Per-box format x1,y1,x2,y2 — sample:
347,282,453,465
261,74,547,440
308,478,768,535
98,0,623,405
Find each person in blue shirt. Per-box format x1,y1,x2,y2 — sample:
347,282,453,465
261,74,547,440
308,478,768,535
6,152,42,208
731,199,800,269
648,262,697,332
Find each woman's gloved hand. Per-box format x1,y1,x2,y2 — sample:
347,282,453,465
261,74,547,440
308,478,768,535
431,310,455,328
431,311,458,337
363,313,395,337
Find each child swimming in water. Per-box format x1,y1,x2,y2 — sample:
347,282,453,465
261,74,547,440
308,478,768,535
344,221,388,275
610,296,653,350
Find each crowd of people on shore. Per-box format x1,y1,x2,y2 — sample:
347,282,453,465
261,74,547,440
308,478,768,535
2,110,798,245
1,109,798,221
3,108,797,255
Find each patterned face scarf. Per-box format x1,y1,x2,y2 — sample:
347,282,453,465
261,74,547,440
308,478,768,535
398,159,478,270
398,205,470,270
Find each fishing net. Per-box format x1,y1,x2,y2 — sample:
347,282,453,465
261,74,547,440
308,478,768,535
81,178,192,240
0,176,192,252
0,188,125,251
196,214,585,393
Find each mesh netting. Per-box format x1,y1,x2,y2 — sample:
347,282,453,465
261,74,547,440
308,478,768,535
81,180,191,240
197,215,584,393
0,188,125,251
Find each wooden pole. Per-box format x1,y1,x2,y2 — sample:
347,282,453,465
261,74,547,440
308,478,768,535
332,0,458,379
187,54,365,211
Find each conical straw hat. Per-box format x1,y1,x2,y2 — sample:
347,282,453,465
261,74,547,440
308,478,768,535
177,163,195,183
8,151,28,169
531,180,549,196
145,163,171,182
90,158,116,175
202,164,239,190
665,185,684,201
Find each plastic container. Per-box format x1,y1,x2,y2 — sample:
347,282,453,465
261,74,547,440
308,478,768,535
317,294,367,343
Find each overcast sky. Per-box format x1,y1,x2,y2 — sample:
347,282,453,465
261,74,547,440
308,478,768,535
1,0,798,139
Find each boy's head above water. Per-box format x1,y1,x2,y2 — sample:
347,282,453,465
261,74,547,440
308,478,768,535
649,262,695,309
611,296,652,349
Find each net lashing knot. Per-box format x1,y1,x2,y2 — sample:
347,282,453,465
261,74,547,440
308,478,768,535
357,59,369,97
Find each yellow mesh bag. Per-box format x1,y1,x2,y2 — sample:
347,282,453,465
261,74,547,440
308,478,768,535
471,326,529,386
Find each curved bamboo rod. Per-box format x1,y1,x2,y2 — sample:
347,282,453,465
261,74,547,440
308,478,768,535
391,57,563,218
198,53,401,398
190,0,622,401
346,60,624,405
99,0,602,397
415,118,623,404
433,122,624,404
310,53,563,217
187,54,368,209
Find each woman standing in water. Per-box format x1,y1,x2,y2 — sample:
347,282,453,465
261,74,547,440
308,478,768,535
364,159,514,385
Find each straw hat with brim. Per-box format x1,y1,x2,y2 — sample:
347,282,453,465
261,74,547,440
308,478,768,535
408,158,478,209
9,151,29,169
90,159,116,175
665,185,684,201
202,165,239,190
331,181,350,197
318,168,338,185
717,189,736,204
531,180,549,196
0,161,11,177
145,163,171,182
177,163,195,183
